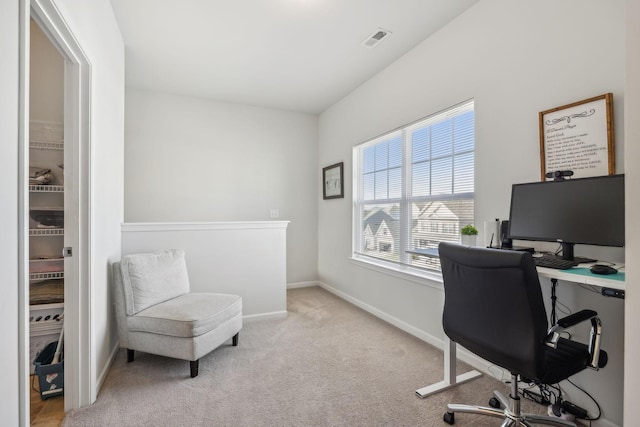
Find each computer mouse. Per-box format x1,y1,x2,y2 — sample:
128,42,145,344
590,264,618,275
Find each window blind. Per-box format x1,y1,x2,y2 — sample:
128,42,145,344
353,100,475,272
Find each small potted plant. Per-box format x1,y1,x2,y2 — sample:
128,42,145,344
460,224,478,246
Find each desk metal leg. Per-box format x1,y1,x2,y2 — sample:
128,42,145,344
415,337,482,398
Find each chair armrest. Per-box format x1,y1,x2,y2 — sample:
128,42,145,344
545,309,603,370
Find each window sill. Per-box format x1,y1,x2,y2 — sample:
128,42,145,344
349,255,443,290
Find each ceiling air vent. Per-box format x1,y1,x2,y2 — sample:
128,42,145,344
361,28,391,48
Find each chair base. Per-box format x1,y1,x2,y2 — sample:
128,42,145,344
444,402,576,426
126,332,239,379
443,375,576,427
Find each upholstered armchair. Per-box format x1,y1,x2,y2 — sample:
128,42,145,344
112,249,242,377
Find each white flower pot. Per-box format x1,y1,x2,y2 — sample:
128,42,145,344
461,235,476,246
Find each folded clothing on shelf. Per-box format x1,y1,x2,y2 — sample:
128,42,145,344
30,279,64,305
30,208,63,228
29,166,55,185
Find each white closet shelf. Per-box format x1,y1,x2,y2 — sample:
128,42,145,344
30,141,64,151
30,271,64,282
30,185,64,192
30,228,64,236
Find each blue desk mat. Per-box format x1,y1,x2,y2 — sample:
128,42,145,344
567,268,625,282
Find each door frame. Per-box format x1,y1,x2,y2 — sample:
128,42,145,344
22,0,93,416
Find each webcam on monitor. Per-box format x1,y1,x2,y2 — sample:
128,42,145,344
545,170,574,181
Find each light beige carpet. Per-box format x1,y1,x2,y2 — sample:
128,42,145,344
62,286,545,426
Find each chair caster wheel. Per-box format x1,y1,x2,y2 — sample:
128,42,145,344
443,411,455,425
489,397,501,408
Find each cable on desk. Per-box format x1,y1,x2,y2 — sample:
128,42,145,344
550,278,558,325
554,244,563,257
535,382,562,407
555,299,572,318
548,279,573,324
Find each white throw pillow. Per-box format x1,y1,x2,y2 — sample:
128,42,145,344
120,249,190,314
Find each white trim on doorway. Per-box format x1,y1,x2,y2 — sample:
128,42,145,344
25,0,93,415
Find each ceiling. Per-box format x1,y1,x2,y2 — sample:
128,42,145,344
109,0,479,114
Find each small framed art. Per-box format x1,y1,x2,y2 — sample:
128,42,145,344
323,162,344,200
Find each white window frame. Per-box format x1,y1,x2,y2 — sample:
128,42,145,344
352,100,474,277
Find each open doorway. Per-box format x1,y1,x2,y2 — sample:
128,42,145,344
24,1,93,421
28,17,65,423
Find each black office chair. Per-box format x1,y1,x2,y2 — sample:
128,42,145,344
438,242,607,427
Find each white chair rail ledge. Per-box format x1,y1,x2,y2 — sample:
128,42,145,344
121,221,289,320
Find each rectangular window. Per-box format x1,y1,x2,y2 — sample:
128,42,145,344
353,100,474,272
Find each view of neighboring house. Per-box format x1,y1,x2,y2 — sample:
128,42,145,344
362,200,473,269
363,206,400,256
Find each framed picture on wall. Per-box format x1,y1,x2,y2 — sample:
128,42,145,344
323,162,344,200
539,93,614,180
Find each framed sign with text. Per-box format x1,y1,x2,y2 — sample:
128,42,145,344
539,93,614,181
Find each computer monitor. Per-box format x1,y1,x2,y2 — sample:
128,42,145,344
507,174,625,261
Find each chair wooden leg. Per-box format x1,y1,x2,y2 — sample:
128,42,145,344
127,349,135,363
190,360,199,378
232,332,239,347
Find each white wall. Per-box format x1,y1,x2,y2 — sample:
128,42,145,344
624,1,640,425
124,89,318,284
0,1,25,424
318,1,625,425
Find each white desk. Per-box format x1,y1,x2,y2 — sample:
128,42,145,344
415,337,483,398
415,263,625,399
537,265,625,291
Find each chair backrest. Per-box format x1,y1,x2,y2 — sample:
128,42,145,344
439,242,549,379
118,249,191,316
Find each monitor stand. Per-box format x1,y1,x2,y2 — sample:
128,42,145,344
559,242,596,264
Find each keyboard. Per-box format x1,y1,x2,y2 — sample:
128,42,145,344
534,256,578,270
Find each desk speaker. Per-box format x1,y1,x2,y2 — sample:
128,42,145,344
500,220,512,248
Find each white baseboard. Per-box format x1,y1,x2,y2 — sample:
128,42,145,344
583,419,619,427
314,281,619,427
243,310,287,323
317,280,494,373
287,281,319,289
96,343,120,401
317,281,444,350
